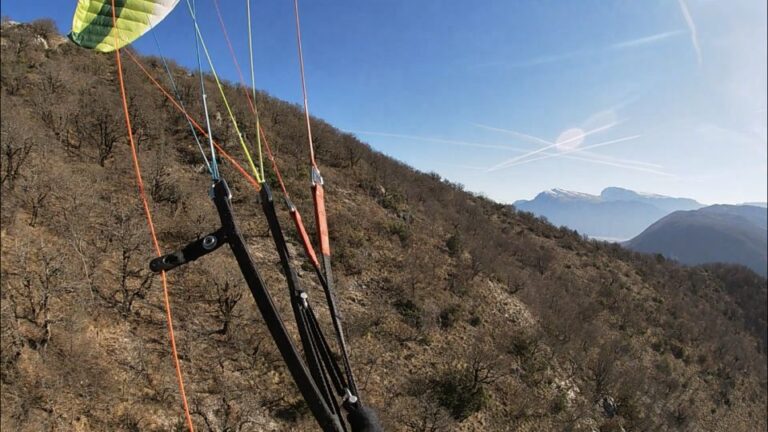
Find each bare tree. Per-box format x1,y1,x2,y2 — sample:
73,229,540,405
0,119,34,189
7,247,63,352
404,399,454,432
467,349,506,387
128,95,152,148
39,66,63,95
587,344,618,401
192,394,257,432
25,188,48,228
74,110,120,167
430,344,507,420
507,275,525,295
99,208,154,315
51,112,76,153
211,279,242,336
148,154,180,206
21,168,49,227
345,143,364,169
56,184,105,302
13,32,30,57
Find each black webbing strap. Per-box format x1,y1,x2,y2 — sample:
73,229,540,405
149,179,344,432
265,183,380,431
283,193,360,400
149,227,228,272
306,168,360,399
307,306,347,396
259,184,343,424
310,238,360,399
303,304,347,429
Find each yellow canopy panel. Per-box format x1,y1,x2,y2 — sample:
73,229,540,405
69,0,179,52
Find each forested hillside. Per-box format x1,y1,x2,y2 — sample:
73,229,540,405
626,205,768,276
1,21,766,432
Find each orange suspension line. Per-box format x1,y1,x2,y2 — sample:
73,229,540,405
124,49,260,191
292,0,331,261
261,126,321,269
209,0,321,269
208,0,356,402
212,0,258,117
109,2,195,431
293,0,317,167
209,0,286,194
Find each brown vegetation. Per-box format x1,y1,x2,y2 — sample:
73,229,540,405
1,21,766,431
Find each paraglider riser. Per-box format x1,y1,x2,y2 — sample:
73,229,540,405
149,179,345,432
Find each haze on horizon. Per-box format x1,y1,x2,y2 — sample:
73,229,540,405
4,0,766,205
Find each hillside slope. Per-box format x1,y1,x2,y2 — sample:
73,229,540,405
626,205,768,276
1,21,767,432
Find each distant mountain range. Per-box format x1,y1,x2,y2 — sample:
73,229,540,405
744,202,768,208
625,205,768,276
513,187,703,240
514,187,767,275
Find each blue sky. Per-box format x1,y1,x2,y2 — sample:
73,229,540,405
3,0,766,204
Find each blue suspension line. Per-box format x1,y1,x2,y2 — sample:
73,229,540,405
191,0,220,180
146,16,214,178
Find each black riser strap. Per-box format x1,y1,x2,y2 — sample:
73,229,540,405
301,306,347,431
314,248,360,398
260,184,340,418
307,307,347,396
209,180,343,432
150,227,228,272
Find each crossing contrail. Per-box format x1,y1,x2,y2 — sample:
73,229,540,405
677,0,702,65
473,122,661,168
348,129,669,176
490,135,645,172
486,122,621,172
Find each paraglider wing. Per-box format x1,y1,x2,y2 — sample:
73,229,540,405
69,0,180,52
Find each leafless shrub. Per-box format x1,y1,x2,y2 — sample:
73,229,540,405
74,110,121,167
6,245,64,352
211,278,243,336
98,207,154,315
0,119,34,189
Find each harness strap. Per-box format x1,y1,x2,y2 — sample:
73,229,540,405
151,179,344,432
260,184,341,417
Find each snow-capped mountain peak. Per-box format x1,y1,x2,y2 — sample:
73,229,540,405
541,188,600,201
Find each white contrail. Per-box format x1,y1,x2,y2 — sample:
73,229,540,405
348,129,665,174
472,123,552,147
609,29,686,49
491,135,643,171
349,129,587,157
573,150,662,168
554,154,675,177
486,122,621,172
345,130,526,152
677,0,702,66
433,150,671,176
430,161,488,171
474,122,661,168
473,29,686,69
473,50,587,69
